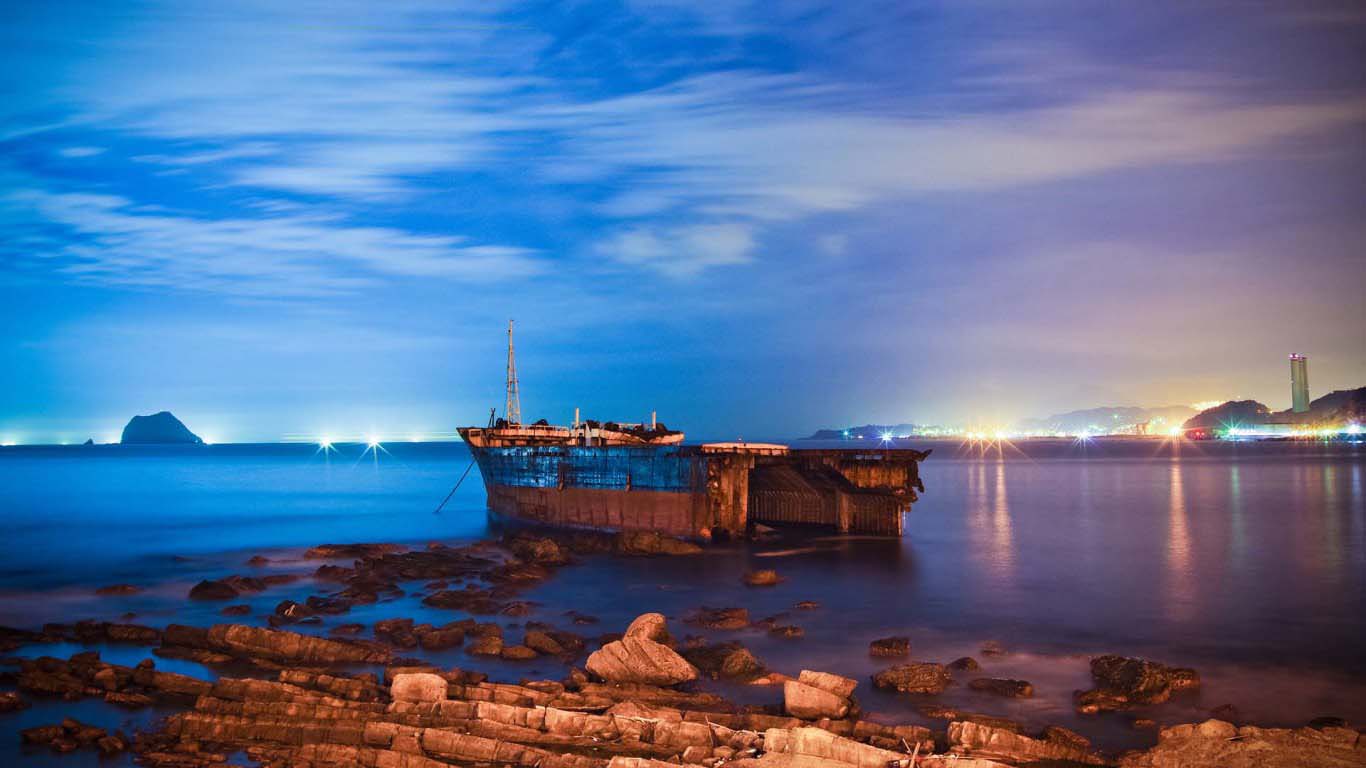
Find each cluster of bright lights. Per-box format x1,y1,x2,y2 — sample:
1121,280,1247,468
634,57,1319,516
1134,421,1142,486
1222,424,1360,440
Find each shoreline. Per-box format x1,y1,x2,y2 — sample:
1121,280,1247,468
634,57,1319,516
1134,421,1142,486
3,532,1363,766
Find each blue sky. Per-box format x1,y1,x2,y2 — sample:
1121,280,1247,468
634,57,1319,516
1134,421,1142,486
2,0,1364,443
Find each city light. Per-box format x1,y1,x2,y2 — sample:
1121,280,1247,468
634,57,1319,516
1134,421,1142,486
880,431,894,442
1168,426,1182,437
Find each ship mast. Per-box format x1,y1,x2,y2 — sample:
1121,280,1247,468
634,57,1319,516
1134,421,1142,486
505,319,521,425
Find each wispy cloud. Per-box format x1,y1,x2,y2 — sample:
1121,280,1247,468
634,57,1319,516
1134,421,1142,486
4,190,541,297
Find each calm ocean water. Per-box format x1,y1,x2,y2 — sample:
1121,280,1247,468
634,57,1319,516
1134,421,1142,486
1,438,1363,763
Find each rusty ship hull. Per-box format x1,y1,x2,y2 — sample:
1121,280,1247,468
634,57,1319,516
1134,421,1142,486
458,432,930,540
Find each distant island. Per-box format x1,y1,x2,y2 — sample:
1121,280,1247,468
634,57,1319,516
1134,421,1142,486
803,423,923,440
1014,405,1195,435
120,411,203,444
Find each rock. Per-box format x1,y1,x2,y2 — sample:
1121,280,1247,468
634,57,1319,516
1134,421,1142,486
417,626,465,650
683,642,765,680
467,635,503,656
686,607,750,630
949,720,1108,765
304,543,405,559
793,600,820,609
1118,719,1365,768
197,623,391,664
868,636,910,657
742,569,781,587
969,678,1034,698
784,680,852,720
0,691,27,712
1210,703,1241,723
1077,655,1200,711
1308,716,1348,729
1042,725,1091,750
1131,718,1158,730
374,618,418,648
330,623,365,636
188,579,240,600
918,706,1023,732
246,555,270,566
980,641,1006,656
500,645,538,661
523,630,565,656
95,584,141,596
120,411,201,444
872,662,951,694
769,625,804,638
615,531,703,556
505,535,569,566
220,604,252,616
624,613,672,643
948,656,981,671
586,633,698,686
390,672,448,703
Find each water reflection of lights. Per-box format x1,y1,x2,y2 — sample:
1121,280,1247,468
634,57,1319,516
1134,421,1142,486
1165,461,1194,622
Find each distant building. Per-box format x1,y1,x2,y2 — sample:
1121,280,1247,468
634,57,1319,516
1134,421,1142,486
1290,354,1310,413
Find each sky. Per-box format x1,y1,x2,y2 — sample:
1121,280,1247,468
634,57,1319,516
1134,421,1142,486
2,0,1365,443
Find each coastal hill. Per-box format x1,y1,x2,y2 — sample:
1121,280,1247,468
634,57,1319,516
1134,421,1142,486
120,411,203,444
1183,387,1366,430
1015,405,1195,434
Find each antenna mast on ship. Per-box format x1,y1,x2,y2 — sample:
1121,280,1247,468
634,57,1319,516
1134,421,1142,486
505,319,521,425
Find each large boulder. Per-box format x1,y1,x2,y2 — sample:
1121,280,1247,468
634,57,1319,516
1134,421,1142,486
872,662,951,694
783,670,858,720
203,624,390,664
390,672,448,703
969,678,1034,698
586,617,697,686
615,531,703,556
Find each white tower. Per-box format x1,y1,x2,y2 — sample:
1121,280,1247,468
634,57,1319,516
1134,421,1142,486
505,320,521,425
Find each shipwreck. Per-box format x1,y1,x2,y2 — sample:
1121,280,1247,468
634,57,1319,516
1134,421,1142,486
458,322,930,540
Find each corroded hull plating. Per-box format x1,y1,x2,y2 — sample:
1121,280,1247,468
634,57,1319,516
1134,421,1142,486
460,435,930,540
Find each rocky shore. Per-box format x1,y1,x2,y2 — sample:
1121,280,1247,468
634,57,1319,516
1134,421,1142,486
3,534,1363,767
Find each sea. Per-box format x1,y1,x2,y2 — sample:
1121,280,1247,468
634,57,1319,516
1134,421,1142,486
1,437,1363,765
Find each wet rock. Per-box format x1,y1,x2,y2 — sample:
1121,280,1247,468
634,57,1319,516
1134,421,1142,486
1118,719,1364,768
685,607,750,630
504,535,569,566
1042,724,1092,750
523,630,565,656
1131,718,1158,730
374,618,418,648
683,642,765,681
272,599,314,623
220,604,252,616
188,579,240,600
793,600,820,610
872,662,951,694
391,671,448,702
467,635,504,656
304,543,403,559
423,588,503,614
1076,655,1200,711
949,720,1108,765
95,584,141,596
769,625,804,638
329,623,365,636
566,610,600,625
72,620,161,645
948,656,981,671
615,531,703,556
918,706,1023,732
742,569,781,587
246,555,270,566
1309,716,1348,730
313,564,353,581
500,645,538,661
586,617,697,686
162,623,391,665
980,641,1007,656
0,690,27,712
868,636,910,657
969,677,1034,698
417,625,466,650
